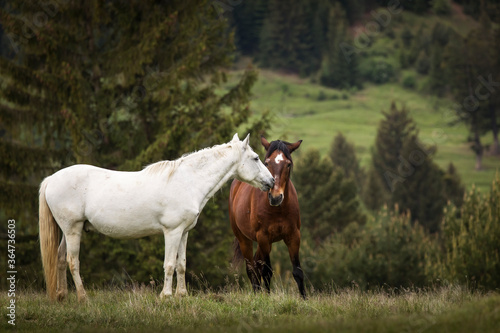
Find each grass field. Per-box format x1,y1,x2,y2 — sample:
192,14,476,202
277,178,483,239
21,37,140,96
3,285,499,332
225,67,499,193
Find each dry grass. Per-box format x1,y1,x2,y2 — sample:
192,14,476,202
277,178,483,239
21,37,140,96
2,285,499,332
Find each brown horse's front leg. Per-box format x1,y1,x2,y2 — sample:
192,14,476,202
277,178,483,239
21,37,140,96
255,244,272,293
238,238,261,292
285,232,306,299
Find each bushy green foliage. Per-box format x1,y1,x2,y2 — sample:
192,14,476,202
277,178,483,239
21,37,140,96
358,58,395,84
402,74,417,89
430,174,500,289
307,207,436,289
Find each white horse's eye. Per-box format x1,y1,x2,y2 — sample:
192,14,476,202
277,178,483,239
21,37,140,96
254,157,259,161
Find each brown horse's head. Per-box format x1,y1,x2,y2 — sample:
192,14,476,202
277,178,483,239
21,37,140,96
261,136,302,206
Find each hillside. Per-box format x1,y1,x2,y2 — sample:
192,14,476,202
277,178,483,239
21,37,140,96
225,4,499,192
227,68,498,192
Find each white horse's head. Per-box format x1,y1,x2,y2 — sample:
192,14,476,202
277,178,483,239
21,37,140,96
232,133,274,192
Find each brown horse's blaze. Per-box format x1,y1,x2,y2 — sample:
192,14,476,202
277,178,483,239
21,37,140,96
265,151,292,206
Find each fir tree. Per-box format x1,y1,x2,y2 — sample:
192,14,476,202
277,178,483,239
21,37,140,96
329,132,364,191
369,101,418,205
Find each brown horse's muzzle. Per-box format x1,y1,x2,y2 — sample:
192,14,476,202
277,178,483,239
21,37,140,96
268,192,284,206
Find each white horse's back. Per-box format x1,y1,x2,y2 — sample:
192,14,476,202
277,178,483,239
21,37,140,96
44,164,168,238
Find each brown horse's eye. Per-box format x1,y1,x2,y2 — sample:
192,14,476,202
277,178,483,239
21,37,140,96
264,162,269,167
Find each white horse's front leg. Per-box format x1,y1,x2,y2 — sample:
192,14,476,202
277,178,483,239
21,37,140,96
160,228,183,298
175,231,189,296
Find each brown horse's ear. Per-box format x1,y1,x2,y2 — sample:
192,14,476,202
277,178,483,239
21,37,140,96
261,136,271,151
287,140,302,153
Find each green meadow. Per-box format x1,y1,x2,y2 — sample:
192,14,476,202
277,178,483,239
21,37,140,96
226,68,499,192
3,286,499,333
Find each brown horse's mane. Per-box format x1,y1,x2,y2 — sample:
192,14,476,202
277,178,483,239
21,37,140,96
265,140,294,167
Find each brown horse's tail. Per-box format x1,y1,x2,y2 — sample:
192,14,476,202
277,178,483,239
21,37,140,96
39,178,59,301
231,238,244,268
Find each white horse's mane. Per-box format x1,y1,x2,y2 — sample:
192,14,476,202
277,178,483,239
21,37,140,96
143,141,236,179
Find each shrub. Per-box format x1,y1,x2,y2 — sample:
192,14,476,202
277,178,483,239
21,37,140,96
307,206,437,290
402,74,417,89
429,174,500,289
359,58,396,84
317,90,327,101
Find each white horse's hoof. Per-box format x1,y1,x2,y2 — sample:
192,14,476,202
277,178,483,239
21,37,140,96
176,290,188,297
159,292,172,299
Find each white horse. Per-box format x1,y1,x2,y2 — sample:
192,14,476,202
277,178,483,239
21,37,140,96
39,133,274,302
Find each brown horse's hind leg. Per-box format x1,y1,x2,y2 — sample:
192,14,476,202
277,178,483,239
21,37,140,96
285,232,306,299
56,234,68,301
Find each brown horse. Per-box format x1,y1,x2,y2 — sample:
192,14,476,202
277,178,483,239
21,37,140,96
229,136,305,298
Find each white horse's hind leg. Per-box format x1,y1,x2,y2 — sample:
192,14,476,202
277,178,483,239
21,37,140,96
175,232,189,296
56,234,68,301
160,227,183,298
65,223,87,302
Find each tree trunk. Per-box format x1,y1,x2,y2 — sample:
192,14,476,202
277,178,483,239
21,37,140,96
474,128,483,171
490,103,500,155
475,153,483,171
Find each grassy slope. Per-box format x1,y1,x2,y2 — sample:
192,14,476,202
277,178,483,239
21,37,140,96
225,6,498,192
3,287,499,332
227,69,498,192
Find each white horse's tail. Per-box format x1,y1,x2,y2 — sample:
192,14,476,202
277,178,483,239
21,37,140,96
39,178,59,300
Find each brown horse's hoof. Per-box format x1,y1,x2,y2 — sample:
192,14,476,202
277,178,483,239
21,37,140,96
56,291,67,302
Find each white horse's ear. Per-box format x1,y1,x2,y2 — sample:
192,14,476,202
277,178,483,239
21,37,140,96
232,133,240,142
242,134,250,149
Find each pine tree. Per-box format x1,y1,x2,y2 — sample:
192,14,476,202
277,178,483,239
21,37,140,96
369,101,418,205
0,1,268,288
329,132,364,191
